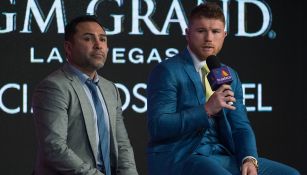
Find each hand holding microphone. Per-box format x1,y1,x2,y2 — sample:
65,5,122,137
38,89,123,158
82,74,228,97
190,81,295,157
205,55,236,117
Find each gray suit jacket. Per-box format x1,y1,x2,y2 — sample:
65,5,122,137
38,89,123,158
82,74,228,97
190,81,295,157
32,64,138,175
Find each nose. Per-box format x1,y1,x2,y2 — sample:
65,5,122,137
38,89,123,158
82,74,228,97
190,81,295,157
93,38,102,49
205,31,213,41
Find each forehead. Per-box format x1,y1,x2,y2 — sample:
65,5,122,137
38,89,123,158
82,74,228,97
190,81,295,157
75,21,106,35
190,17,225,28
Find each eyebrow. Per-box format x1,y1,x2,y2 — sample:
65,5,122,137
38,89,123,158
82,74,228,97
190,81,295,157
195,27,223,31
82,33,107,37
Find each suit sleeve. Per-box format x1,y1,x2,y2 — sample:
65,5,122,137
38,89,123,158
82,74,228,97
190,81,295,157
113,86,139,175
147,63,209,142
32,80,103,175
227,70,258,163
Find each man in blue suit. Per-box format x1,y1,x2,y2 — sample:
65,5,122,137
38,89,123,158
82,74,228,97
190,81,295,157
147,2,299,175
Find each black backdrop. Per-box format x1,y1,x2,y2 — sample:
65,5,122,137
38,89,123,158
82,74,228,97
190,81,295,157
1,0,306,174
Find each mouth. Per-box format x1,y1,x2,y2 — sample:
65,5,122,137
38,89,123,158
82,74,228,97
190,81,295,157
202,45,214,49
92,52,105,58
201,45,214,52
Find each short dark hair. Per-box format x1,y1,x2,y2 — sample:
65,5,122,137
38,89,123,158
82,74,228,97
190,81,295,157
189,2,225,26
64,15,104,41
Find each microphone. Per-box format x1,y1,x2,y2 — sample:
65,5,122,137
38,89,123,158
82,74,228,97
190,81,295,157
206,55,234,105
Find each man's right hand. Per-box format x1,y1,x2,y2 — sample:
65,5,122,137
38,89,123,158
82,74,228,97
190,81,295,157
205,84,236,117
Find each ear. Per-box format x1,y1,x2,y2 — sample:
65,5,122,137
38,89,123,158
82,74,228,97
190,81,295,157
185,28,190,41
64,41,72,60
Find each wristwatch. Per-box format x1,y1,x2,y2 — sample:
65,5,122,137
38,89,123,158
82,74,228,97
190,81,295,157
242,157,259,172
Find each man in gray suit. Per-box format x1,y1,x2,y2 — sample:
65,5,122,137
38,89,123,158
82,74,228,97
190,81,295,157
32,15,138,175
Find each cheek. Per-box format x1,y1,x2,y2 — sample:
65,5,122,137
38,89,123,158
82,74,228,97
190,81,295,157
102,44,108,51
215,41,224,52
72,48,81,57
191,33,200,40
190,36,201,46
77,46,91,55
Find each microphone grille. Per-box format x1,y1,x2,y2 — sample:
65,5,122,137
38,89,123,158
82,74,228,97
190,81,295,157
206,55,221,70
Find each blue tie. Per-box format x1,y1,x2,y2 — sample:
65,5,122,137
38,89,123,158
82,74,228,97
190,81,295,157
85,80,111,175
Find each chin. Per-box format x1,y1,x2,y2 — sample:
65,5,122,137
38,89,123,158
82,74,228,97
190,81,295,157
200,55,209,60
89,63,104,71
96,63,105,69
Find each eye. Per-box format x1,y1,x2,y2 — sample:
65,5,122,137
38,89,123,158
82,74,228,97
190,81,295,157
83,35,93,41
84,37,91,41
212,30,221,34
100,37,107,42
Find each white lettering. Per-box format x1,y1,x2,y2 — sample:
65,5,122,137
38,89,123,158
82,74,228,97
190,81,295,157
0,0,16,33
236,0,272,37
30,47,64,63
47,47,63,63
0,13,16,33
129,48,144,64
217,76,232,82
130,0,160,35
21,0,65,33
0,83,21,114
112,48,126,64
115,83,130,111
221,0,231,32
86,0,124,35
160,0,187,35
242,83,256,112
165,48,179,59
147,48,161,63
111,47,178,64
132,83,147,113
30,47,44,63
257,83,272,111
23,84,28,113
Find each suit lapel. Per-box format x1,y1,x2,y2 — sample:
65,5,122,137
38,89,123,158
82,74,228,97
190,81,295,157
182,49,205,104
97,79,116,134
62,64,99,162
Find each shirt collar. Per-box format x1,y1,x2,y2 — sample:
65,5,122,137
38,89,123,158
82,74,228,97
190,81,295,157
67,64,99,84
187,46,206,72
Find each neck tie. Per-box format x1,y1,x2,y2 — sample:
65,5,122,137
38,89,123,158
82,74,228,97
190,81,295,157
85,80,111,175
201,64,214,102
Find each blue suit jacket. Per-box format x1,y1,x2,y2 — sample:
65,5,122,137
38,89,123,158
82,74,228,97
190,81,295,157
147,49,258,175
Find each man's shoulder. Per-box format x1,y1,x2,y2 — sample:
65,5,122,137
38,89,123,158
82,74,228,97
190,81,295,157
98,76,116,88
35,65,72,90
97,75,118,94
44,66,68,81
156,51,187,70
148,51,189,84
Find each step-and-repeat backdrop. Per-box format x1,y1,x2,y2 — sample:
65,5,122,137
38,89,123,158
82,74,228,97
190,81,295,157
1,0,306,174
